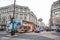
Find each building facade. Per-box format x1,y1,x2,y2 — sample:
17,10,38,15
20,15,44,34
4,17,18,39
50,0,60,27
0,4,37,25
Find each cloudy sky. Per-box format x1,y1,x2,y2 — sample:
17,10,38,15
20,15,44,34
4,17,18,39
0,0,58,25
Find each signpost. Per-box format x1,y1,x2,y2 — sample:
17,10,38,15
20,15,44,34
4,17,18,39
11,0,16,36
38,18,43,22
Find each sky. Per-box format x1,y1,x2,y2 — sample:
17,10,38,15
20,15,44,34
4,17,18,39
0,0,58,26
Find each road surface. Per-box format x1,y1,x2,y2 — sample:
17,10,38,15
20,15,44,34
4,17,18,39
0,31,60,40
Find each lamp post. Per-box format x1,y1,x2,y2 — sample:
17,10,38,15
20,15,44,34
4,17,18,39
13,0,16,18
11,0,16,36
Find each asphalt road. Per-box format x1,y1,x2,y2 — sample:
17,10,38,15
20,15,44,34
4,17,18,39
0,31,60,40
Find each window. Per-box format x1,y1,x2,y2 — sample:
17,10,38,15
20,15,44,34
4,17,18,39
55,12,60,15
24,14,27,20
16,7,20,12
0,14,1,21
24,8,27,12
4,8,8,12
7,7,12,12
17,23,21,26
16,14,17,19
2,16,7,23
20,17,22,19
5,9,8,12
20,7,23,12
56,20,60,23
24,16,26,19
1,10,3,13
8,15,11,19
20,7,23,9
20,14,23,19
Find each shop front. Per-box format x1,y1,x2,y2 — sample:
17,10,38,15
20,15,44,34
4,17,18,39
22,20,35,32
0,24,6,31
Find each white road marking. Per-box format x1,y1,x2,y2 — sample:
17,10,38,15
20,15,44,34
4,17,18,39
2,37,9,39
6,35,18,37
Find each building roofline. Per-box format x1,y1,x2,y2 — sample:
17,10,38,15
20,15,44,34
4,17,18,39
52,0,60,7
0,4,29,10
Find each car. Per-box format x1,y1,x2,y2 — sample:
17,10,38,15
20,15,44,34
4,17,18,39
34,27,40,33
39,27,44,32
56,27,60,32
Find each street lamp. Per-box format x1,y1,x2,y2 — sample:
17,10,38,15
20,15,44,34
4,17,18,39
11,0,16,36
13,0,16,18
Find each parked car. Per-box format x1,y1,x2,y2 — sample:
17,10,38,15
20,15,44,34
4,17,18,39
45,27,51,31
51,26,57,31
34,27,40,33
39,27,44,32
56,26,60,32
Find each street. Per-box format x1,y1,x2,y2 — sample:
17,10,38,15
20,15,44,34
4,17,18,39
0,31,60,40
0,0,60,40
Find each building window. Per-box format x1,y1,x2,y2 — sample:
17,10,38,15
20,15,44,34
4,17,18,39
20,7,23,12
17,23,21,26
16,14,17,19
8,7,12,12
24,8,27,12
24,16,26,20
5,9,7,12
20,7,23,9
0,14,1,22
20,14,23,20
8,15,11,19
20,17,22,19
24,14,27,20
1,9,3,13
16,8,19,12
56,20,60,23
55,14,58,15
2,16,7,23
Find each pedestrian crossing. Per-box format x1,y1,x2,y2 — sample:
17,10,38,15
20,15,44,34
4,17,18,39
0,35,18,40
1,37,10,40
6,35,18,37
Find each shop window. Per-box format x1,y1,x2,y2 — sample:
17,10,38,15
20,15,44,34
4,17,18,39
17,23,21,26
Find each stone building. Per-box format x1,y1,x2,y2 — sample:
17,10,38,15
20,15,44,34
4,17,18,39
50,0,60,27
0,4,37,25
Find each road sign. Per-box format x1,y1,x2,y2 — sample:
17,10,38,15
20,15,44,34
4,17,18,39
38,18,43,22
